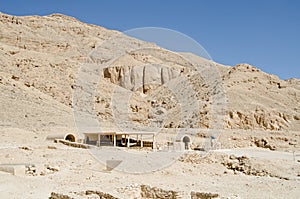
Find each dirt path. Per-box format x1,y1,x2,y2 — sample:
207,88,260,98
214,148,300,161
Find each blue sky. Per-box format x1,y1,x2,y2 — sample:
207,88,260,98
1,0,299,79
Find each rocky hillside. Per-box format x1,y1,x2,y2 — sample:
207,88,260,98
0,12,299,131
223,64,300,131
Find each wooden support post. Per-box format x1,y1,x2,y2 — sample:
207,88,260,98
127,134,130,148
113,134,116,147
153,134,156,150
97,133,101,147
141,134,143,148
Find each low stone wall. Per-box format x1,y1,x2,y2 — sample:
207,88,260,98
49,191,119,199
49,192,73,199
191,191,219,199
140,185,180,199
49,186,221,199
86,190,119,199
54,139,89,149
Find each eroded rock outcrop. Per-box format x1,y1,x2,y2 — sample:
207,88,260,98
103,65,183,93
226,109,292,130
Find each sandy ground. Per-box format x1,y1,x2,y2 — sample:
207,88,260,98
0,127,299,199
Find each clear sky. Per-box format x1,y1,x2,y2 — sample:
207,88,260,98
1,0,299,79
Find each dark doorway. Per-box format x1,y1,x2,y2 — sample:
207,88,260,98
183,136,190,150
65,134,75,142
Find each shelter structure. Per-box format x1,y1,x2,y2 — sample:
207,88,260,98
82,131,157,149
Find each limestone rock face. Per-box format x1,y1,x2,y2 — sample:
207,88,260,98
103,65,181,93
226,109,291,131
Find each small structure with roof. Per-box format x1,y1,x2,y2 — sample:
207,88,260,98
82,131,157,149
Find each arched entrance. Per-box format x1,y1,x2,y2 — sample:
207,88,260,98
182,136,191,150
65,134,76,142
